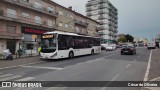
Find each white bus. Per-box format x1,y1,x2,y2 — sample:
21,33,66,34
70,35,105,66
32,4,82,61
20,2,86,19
40,31,101,59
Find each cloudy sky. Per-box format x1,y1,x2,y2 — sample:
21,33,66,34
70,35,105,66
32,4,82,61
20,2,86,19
52,0,160,41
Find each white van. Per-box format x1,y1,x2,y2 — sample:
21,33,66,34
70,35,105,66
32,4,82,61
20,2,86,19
147,42,155,49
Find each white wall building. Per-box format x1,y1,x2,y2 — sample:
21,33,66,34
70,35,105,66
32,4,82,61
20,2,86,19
86,0,118,43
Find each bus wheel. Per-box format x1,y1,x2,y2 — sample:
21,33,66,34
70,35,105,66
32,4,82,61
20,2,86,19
69,51,74,59
91,49,94,55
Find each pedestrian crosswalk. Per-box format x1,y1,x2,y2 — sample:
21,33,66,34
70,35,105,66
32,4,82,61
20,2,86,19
0,73,67,90
0,73,34,81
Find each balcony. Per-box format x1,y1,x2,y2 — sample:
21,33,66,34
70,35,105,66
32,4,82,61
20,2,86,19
86,2,92,7
74,19,88,27
0,11,56,29
0,31,23,39
99,21,104,25
108,18,111,21
99,0,107,4
98,32,104,35
98,5,104,9
96,27,103,31
86,7,92,11
98,15,105,20
108,22,112,26
3,0,58,17
98,11,105,14
87,13,92,16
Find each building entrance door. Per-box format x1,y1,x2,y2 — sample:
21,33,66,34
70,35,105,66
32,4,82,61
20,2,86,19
7,40,16,54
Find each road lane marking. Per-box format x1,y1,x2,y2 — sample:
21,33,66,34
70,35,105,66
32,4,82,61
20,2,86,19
100,74,120,90
21,66,64,70
0,74,12,78
16,77,34,81
110,74,120,81
0,75,21,81
150,77,160,81
144,50,152,81
126,64,131,68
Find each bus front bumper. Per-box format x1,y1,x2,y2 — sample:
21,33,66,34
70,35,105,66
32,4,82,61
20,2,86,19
40,52,57,59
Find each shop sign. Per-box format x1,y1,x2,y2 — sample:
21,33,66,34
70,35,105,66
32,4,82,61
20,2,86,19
22,26,48,35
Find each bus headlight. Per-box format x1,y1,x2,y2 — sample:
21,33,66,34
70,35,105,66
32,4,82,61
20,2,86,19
50,52,57,58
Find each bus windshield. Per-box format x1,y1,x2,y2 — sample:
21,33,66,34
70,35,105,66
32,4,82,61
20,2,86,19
41,34,57,53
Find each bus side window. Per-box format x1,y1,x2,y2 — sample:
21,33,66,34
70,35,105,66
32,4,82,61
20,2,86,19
66,36,73,48
58,35,68,50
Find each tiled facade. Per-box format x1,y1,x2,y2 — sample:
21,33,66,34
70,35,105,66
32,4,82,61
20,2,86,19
0,0,99,55
86,0,118,43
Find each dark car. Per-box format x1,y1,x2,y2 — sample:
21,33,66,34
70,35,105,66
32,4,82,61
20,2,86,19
121,44,136,55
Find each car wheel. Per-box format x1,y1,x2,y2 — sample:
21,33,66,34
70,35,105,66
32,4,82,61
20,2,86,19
121,52,124,55
69,51,74,59
91,49,94,55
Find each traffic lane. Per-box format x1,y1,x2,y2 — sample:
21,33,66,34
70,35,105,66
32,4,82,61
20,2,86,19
0,49,147,90
32,53,139,81
22,50,120,68
0,50,119,82
100,48,150,81
105,47,150,62
0,50,117,72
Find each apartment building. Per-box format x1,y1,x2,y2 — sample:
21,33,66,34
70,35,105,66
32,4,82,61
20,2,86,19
86,0,118,43
0,0,99,55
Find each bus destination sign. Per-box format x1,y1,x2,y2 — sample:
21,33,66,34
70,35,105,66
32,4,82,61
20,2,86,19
42,35,54,39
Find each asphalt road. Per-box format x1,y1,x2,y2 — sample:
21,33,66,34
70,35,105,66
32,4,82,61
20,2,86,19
0,47,151,90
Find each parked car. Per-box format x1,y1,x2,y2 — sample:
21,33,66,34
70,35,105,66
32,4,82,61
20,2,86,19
101,44,109,50
147,42,156,49
116,44,123,48
101,44,116,51
121,44,136,55
105,44,116,51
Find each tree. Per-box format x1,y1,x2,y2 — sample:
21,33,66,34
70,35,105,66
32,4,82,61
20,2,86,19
118,36,127,42
125,34,134,42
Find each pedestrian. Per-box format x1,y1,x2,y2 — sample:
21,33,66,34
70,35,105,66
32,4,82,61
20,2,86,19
38,46,41,55
156,42,159,49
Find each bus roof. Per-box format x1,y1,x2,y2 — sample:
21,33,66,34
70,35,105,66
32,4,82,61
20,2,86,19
44,31,78,35
44,31,100,38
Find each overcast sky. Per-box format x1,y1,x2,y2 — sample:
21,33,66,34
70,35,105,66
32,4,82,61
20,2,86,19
52,0,160,41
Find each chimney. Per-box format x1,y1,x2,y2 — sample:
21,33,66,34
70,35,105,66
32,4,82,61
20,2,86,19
68,6,72,10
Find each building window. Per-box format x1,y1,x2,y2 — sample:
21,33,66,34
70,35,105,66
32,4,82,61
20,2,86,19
7,8,17,18
7,25,16,33
48,19,53,27
22,12,30,18
35,15,42,24
64,24,69,28
34,2,41,9
59,11,63,15
59,22,63,27
70,15,74,19
47,7,53,13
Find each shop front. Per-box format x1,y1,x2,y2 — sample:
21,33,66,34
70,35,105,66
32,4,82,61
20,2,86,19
20,26,50,56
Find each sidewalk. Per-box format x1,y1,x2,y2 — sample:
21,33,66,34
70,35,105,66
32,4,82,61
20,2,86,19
0,56,45,69
143,49,160,90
